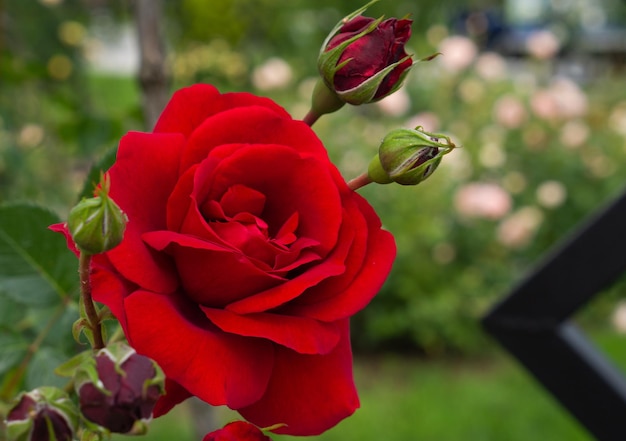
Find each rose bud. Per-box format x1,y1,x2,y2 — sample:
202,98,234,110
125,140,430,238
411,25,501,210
5,387,78,441
316,1,413,106
75,342,164,433
67,172,127,255
203,421,273,441
368,126,457,186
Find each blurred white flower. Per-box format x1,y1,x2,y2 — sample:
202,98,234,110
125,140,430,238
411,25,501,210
441,147,472,181
474,52,507,82
17,124,45,149
583,150,616,178
560,119,589,149
405,111,440,132
612,301,626,334
608,101,626,137
493,94,527,129
479,142,506,168
437,35,478,73
427,24,448,47
497,206,544,249
454,182,512,220
536,180,567,209
502,171,527,194
252,57,293,91
458,78,485,103
526,30,560,60
376,87,411,116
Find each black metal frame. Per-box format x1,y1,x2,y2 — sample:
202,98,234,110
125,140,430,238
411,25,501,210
482,188,626,441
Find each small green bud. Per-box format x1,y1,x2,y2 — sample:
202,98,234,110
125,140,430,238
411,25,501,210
5,387,78,441
67,173,127,254
368,126,457,186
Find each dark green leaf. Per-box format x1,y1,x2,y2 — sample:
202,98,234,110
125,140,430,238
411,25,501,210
0,204,79,306
25,347,68,390
0,294,26,326
0,332,28,376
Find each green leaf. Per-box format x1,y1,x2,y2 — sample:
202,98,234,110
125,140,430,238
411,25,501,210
25,347,68,390
0,294,26,326
0,204,79,306
0,332,28,376
78,146,118,201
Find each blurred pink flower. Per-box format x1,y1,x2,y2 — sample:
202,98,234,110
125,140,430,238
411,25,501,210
530,90,560,121
376,87,411,116
493,94,527,129
550,78,587,119
437,35,477,73
531,78,588,121
497,206,543,249
405,112,440,132
474,52,507,82
526,30,560,60
454,182,512,220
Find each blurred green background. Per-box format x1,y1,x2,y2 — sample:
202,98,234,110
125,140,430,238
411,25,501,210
3,0,626,439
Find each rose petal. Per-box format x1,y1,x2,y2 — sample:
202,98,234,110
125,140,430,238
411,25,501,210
225,216,354,314
153,379,192,417
105,132,183,294
89,255,136,330
49,223,79,256
181,106,328,172
143,231,285,307
124,291,275,409
220,185,266,218
283,194,396,321
201,308,341,355
238,319,358,436
154,84,290,136
198,144,342,256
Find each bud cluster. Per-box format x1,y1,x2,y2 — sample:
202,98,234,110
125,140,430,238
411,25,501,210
73,343,165,434
5,387,78,441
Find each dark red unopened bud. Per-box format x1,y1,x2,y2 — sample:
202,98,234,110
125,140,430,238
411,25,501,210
317,1,413,105
75,343,164,433
203,421,273,441
5,387,78,441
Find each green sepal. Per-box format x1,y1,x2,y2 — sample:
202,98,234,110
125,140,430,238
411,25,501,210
54,350,93,378
335,54,413,104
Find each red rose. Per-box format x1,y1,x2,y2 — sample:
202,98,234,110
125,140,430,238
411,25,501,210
52,84,395,435
203,421,271,441
322,15,412,102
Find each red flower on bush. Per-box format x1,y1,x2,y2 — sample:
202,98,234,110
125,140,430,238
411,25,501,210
203,421,271,441
319,14,413,104
52,84,395,435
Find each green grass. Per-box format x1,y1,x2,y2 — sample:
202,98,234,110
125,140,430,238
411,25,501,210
120,335,626,441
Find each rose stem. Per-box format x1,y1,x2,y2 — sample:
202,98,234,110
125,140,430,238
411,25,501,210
79,252,105,350
347,172,373,191
302,109,320,127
